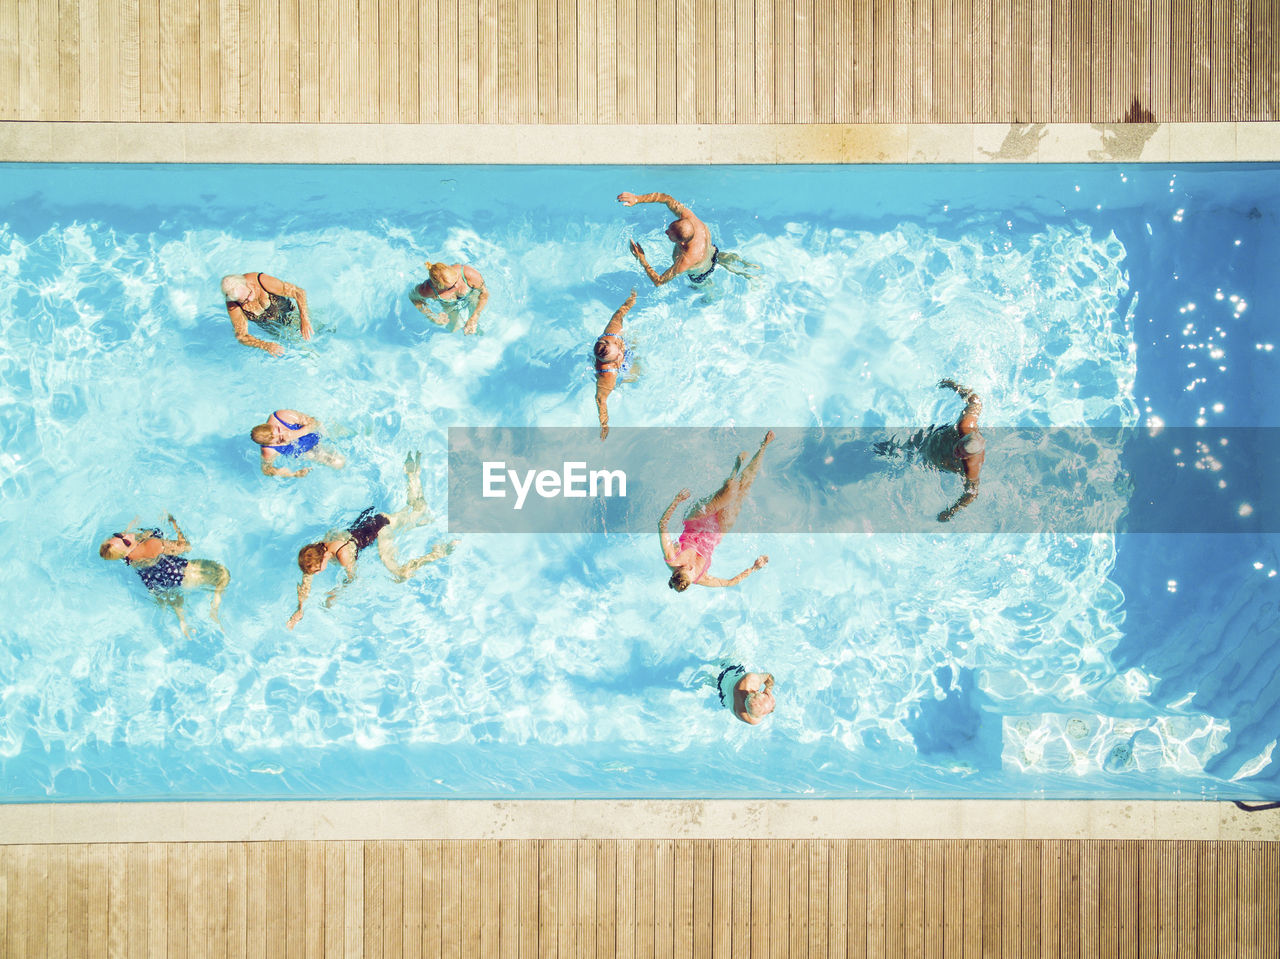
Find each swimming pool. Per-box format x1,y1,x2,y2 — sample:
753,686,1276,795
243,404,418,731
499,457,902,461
0,162,1276,801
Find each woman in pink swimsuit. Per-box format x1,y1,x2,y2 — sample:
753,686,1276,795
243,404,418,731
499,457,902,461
660,430,774,592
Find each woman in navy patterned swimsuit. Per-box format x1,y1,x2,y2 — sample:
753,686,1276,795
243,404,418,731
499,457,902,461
99,514,230,637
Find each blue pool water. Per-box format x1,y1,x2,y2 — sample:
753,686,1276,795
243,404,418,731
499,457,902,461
0,162,1277,801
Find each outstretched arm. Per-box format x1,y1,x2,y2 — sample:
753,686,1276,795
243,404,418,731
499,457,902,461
159,514,191,554
698,555,769,588
287,573,313,629
595,374,617,440
939,378,983,431
603,289,637,337
628,241,685,286
659,489,690,560
937,479,979,523
617,192,691,218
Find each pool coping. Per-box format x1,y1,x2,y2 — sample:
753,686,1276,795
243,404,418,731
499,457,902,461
0,121,1278,164
2,120,1277,845
1,799,1276,843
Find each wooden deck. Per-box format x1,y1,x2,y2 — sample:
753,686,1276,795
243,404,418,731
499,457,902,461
0,0,1276,124
2,839,1278,957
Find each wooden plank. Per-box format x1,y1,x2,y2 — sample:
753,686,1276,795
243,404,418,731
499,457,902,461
1230,0,1249,118
496,0,517,121
1078,841,1099,959
1156,841,1178,958
342,842,364,959
423,841,443,959
381,842,403,959
260,0,282,120
809,840,830,959
478,840,498,959
90,0,115,122
832,0,853,120
461,840,482,957
634,840,654,959
939,840,961,959
1134,0,1153,116
891,0,910,120
1239,842,1260,959
1088,0,1107,120
1154,0,1176,119
1194,843,1215,959
867,841,888,959
322,842,343,959
961,839,984,958
1019,839,1041,958
1096,843,1117,959
0,0,19,118
297,0,319,121
334,0,356,120
788,840,808,959
187,844,208,959
138,0,160,119
903,840,925,959
58,0,81,119
35,0,57,120
205,844,228,959
1210,0,1229,118
774,0,796,121
452,0,475,121
616,840,637,959
261,843,285,959
654,840,675,959
932,0,952,122
1062,841,1081,959
224,844,247,959
1109,0,1129,120
558,841,577,959
1133,841,1156,958
753,0,774,120
1261,841,1279,959
89,845,110,959
615,0,637,122
913,0,932,121
598,841,618,959
363,842,384,959
1216,841,1238,957
1187,0,1208,118
795,0,815,122
372,0,395,121
1177,841,1198,957
871,0,891,121
981,841,1000,959
43,843,65,959
519,841,538,959
67,844,88,959
735,0,755,122
972,0,992,120
534,0,555,121
574,0,594,121
146,843,168,959
1050,0,1069,119
441,842,463,959
1251,0,1273,119
635,0,657,122
317,0,339,121
1067,0,1089,121
537,840,557,959
596,0,616,121
716,0,735,123
673,841,693,959
693,0,713,121
165,843,187,959
990,0,1011,120
360,0,383,121
1040,840,1061,959
744,838,766,959
847,840,868,959
403,842,424,959
655,0,675,121
768,840,788,959
280,842,304,959
710,841,732,959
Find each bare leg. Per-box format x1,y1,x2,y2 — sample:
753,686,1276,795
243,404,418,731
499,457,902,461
378,536,458,582
159,592,191,638
718,431,774,532
307,445,347,470
386,451,433,533
185,559,231,627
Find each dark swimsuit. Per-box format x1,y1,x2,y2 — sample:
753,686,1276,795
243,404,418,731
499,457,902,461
124,529,189,593
243,273,296,326
688,247,719,284
345,508,389,555
265,412,320,457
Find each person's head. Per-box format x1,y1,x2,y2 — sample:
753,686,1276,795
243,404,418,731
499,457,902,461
250,423,276,446
666,220,694,244
958,431,986,458
744,688,776,720
99,533,134,561
426,261,461,291
221,274,252,303
298,543,328,574
594,337,621,364
668,567,693,592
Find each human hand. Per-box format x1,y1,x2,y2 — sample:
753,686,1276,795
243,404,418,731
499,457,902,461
937,507,954,523
629,240,645,259
617,192,639,206
675,488,691,502
286,611,301,630
295,467,312,478
300,319,314,341
265,342,285,357
600,423,609,440
463,316,478,335
753,555,769,570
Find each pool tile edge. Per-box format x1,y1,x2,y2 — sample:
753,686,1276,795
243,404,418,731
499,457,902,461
2,122,1279,163
1,801,1275,843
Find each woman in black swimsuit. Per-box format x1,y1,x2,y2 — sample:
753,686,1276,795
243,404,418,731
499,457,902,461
287,452,459,629
221,271,314,356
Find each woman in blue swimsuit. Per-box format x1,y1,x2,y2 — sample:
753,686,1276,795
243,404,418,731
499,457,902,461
99,514,230,637
592,289,637,440
287,452,459,629
250,409,346,478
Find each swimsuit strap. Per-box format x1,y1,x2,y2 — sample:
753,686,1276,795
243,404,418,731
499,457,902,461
600,333,621,339
272,411,304,431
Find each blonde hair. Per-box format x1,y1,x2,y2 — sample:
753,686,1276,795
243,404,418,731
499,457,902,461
99,538,124,560
668,569,692,592
221,274,252,302
425,261,459,289
250,423,274,445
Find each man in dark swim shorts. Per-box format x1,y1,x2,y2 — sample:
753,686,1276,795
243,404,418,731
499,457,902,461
287,451,458,629
616,190,759,286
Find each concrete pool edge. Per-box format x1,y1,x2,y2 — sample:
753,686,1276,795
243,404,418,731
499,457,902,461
1,800,1275,843
1,121,1278,164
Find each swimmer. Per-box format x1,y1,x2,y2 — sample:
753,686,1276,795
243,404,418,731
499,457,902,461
716,664,776,725
592,289,638,440
99,514,230,637
287,451,458,629
874,378,986,522
250,409,346,478
660,430,774,591
411,260,490,334
616,190,759,286
221,272,313,357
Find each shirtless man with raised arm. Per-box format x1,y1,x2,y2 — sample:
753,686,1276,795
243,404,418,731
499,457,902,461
617,191,758,286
